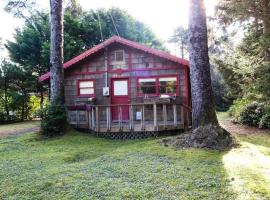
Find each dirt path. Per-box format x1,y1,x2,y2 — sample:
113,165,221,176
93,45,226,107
0,121,40,137
219,116,270,136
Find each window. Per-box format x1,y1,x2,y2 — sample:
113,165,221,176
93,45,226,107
111,50,127,69
137,76,179,96
115,50,124,62
78,80,95,97
113,80,128,96
138,78,156,95
158,77,177,94
112,50,125,63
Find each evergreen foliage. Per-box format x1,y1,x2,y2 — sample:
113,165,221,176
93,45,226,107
0,61,39,123
40,104,67,137
214,0,270,127
239,102,266,127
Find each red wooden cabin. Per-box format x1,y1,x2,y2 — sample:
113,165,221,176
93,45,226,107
40,36,191,139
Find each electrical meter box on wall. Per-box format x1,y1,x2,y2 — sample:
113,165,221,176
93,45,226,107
103,87,110,96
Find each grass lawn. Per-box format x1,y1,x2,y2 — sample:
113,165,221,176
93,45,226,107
0,115,269,199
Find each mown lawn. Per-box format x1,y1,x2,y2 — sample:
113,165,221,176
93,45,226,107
0,116,269,199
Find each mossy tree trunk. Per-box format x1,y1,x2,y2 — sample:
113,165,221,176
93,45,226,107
41,0,67,136
188,0,218,129
186,0,234,149
50,0,65,105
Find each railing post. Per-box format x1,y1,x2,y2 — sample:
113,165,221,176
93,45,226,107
141,105,145,130
153,103,157,131
129,105,134,131
118,106,122,131
76,110,79,128
163,104,167,129
106,106,111,131
180,106,184,125
88,110,91,130
91,107,95,130
95,106,100,132
173,103,177,128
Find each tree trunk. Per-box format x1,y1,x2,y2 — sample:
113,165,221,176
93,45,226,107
184,0,234,150
262,0,270,35
4,77,10,121
262,0,270,57
50,0,65,105
21,94,25,122
40,84,44,119
40,86,44,109
181,40,184,59
188,0,218,129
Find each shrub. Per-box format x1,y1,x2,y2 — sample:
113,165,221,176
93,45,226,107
259,108,270,129
0,112,20,124
41,104,67,137
0,112,6,124
229,99,270,129
239,102,265,127
228,98,252,121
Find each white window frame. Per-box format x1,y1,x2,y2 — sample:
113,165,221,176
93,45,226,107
112,50,125,65
78,80,95,97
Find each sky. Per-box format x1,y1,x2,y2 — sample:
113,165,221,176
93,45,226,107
0,0,217,56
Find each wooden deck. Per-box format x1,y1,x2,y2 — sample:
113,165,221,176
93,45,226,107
67,102,191,137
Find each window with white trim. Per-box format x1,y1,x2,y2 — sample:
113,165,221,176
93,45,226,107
111,49,127,69
78,80,95,96
137,76,178,96
112,50,125,63
158,77,177,94
138,78,156,95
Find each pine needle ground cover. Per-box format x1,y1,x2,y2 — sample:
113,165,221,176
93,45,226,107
0,119,269,199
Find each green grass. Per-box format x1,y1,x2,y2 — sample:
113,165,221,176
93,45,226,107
0,121,40,134
217,111,230,121
0,116,269,199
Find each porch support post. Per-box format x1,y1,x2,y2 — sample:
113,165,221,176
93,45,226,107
173,104,177,128
106,106,111,131
88,110,91,130
95,106,100,132
129,105,134,131
91,107,95,130
163,104,167,129
76,110,79,128
180,106,184,126
118,106,122,131
153,103,157,131
141,105,145,130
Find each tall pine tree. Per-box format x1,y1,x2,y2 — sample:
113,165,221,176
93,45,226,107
186,0,234,150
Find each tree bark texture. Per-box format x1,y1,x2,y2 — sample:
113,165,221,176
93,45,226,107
262,0,270,57
263,0,270,35
50,0,65,105
4,77,9,120
188,0,219,129
181,40,184,59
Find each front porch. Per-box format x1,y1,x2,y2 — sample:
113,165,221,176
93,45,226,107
67,102,192,139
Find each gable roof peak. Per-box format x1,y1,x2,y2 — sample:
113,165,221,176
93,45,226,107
39,36,189,82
